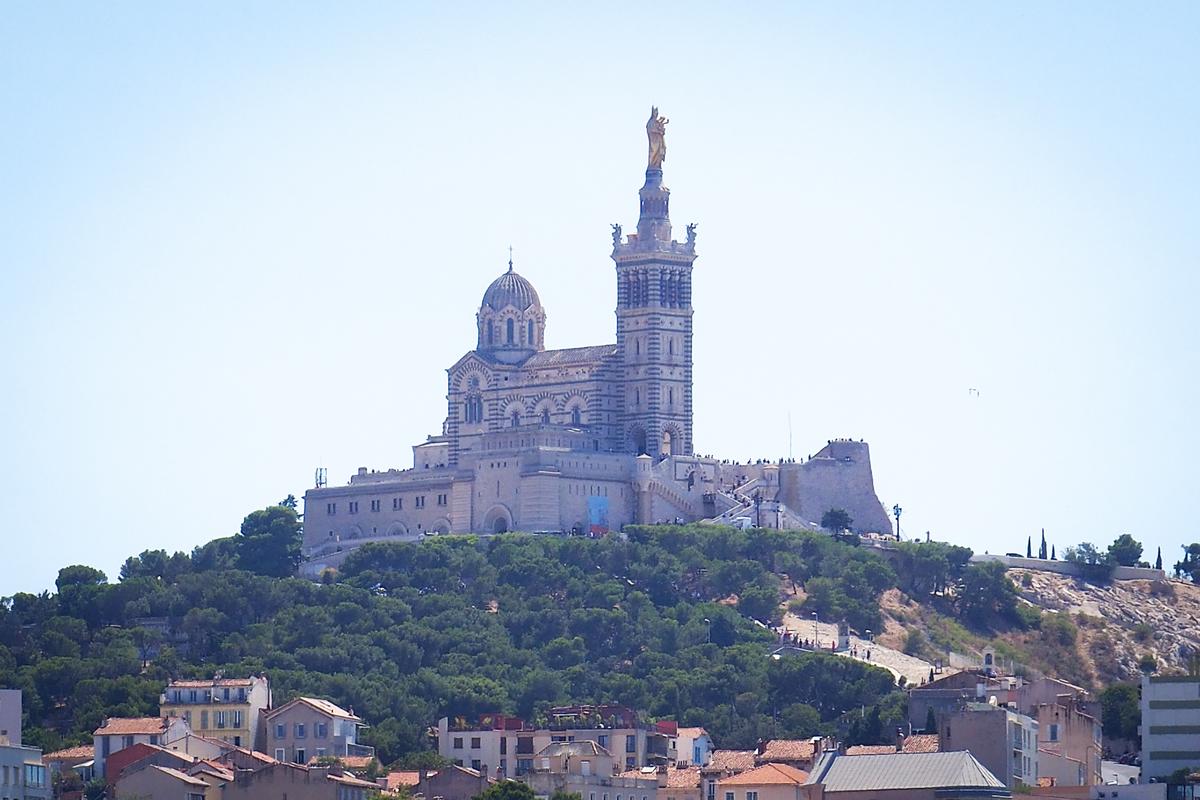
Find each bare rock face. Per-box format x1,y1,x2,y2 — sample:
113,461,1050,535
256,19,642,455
1011,571,1200,682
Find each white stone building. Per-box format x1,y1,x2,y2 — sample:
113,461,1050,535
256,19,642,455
1139,673,1200,781
301,114,893,575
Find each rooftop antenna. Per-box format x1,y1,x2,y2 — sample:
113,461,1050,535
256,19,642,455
315,467,327,488
508,244,513,272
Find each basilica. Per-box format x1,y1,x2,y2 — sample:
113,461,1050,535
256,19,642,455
301,111,890,575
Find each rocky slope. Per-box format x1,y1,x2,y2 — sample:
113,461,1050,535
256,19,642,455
1009,571,1200,684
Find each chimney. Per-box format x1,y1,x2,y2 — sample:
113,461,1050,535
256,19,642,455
895,728,905,751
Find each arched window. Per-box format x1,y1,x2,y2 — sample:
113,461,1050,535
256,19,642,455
487,323,494,345
506,318,514,344
511,410,520,428
464,394,483,424
541,408,550,425
571,407,582,426
668,388,674,406
527,320,534,345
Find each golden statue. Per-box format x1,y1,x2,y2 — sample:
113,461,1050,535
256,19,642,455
646,106,668,169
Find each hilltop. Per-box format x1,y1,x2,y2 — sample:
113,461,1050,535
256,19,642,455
3,509,1197,768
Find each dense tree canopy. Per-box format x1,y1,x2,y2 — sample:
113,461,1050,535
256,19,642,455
0,520,908,763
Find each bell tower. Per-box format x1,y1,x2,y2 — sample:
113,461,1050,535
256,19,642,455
612,107,697,457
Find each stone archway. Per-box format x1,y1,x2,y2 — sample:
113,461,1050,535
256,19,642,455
630,427,648,455
482,504,514,534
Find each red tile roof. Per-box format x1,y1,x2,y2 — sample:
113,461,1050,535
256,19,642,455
757,740,816,762
386,771,423,790
706,750,756,773
93,717,171,736
845,745,899,756
44,746,95,761
264,697,361,722
720,763,809,786
901,734,940,754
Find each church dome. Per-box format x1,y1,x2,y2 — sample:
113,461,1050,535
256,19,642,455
482,266,541,312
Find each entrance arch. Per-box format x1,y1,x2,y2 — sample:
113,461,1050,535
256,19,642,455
482,504,514,534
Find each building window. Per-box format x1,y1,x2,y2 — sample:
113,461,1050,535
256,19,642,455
471,737,481,749
316,723,328,739
726,793,735,800
327,502,336,515
349,501,358,514
625,736,636,753
295,748,306,764
393,497,402,510
370,499,380,512
511,410,520,427
416,496,426,509
233,735,241,747
506,318,514,344
275,748,285,761
317,748,327,758
453,737,464,750
438,494,448,506
527,320,534,344
472,759,482,771
276,723,286,739
1048,724,1058,741
216,711,226,729
598,734,608,748
465,393,484,424
541,408,550,425
747,792,758,800
571,407,582,426
295,723,306,738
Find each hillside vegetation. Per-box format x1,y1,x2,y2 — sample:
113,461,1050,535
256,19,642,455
3,504,1191,766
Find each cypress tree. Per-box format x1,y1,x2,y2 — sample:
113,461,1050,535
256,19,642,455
1026,536,1032,558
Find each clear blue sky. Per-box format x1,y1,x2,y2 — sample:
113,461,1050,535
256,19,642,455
2,3,1197,592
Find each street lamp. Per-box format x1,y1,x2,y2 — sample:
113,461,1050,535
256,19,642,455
892,504,903,540
704,618,711,644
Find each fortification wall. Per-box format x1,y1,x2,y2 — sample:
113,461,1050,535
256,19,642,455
778,440,892,534
970,553,1166,581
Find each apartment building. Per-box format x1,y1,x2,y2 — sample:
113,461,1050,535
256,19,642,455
939,703,1038,789
1140,673,1200,782
159,675,271,751
438,705,669,778
0,743,49,800
264,698,371,765
1035,698,1101,786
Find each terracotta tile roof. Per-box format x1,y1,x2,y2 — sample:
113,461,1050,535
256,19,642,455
666,766,702,788
265,697,361,722
844,745,898,756
901,735,939,754
720,763,809,786
706,750,756,773
190,762,235,781
44,746,95,761
140,766,209,788
757,740,816,762
93,717,170,736
386,771,423,790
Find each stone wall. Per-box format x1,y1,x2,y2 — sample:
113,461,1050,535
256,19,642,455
970,553,1166,581
777,440,892,534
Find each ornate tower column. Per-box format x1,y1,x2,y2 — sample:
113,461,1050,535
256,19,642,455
612,107,697,457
